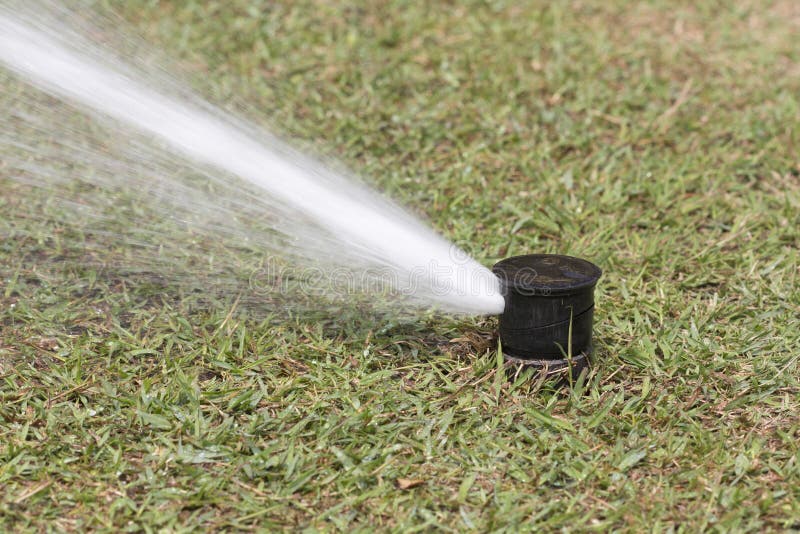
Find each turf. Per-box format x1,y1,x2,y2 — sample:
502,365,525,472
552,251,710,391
2,0,800,531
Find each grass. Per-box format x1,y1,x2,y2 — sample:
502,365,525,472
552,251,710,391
2,0,800,530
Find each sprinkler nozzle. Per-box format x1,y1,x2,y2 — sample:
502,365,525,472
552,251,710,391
492,254,602,380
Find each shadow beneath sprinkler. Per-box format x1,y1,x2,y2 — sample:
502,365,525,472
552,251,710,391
493,254,602,383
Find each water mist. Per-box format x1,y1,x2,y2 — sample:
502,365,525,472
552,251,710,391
0,2,504,316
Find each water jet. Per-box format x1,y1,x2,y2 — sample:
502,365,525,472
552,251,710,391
0,6,505,316
493,254,602,379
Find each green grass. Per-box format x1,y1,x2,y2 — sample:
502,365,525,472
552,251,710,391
2,0,800,530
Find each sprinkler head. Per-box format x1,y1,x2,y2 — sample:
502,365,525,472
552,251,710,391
492,254,602,380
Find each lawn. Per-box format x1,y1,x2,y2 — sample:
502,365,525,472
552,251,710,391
1,0,799,531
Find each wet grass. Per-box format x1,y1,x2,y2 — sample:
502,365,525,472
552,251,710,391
2,0,800,530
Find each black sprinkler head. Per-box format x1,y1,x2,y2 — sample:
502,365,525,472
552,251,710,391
492,254,602,379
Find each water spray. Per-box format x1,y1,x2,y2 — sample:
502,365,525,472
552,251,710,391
0,7,504,315
493,254,602,379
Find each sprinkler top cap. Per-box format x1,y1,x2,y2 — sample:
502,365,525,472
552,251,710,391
492,254,602,296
